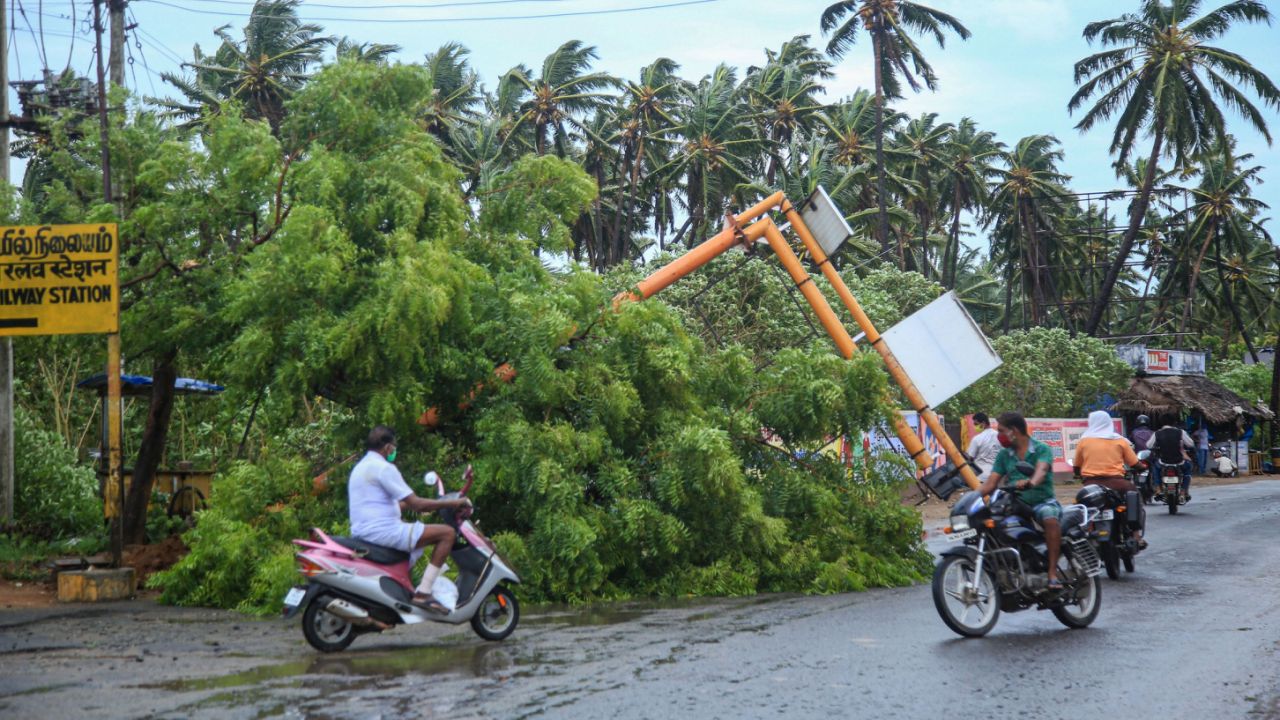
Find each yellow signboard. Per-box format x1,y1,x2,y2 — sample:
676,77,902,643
0,223,119,336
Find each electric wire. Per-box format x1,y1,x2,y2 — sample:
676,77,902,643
150,0,572,8
15,1,48,72
134,0,721,24
10,0,22,80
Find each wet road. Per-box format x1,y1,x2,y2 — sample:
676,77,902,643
3,480,1280,719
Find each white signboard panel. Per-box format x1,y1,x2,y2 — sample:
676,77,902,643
879,291,1002,408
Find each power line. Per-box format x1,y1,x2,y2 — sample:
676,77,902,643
148,0,572,8
134,0,722,23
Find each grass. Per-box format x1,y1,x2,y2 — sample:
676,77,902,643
0,532,109,581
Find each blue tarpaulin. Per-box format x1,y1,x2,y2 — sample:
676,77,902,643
76,373,225,397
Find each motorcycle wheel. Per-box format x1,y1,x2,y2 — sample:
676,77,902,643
1102,544,1120,580
1122,552,1135,573
1051,575,1102,629
470,585,519,641
302,596,356,653
931,555,999,638
1167,489,1178,515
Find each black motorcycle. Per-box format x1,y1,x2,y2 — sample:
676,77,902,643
922,461,1104,638
1075,482,1145,580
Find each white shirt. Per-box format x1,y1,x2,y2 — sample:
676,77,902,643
967,427,1002,481
348,451,414,539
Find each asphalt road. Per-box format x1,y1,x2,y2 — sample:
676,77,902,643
3,480,1279,720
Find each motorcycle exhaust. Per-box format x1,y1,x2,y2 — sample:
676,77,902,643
324,598,390,630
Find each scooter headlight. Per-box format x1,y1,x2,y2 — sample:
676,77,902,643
949,514,971,532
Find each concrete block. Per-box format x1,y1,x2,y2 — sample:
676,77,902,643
57,567,136,603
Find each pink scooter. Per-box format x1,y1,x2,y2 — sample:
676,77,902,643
283,467,520,652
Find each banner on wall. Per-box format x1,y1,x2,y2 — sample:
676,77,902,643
861,411,948,476
960,415,1125,474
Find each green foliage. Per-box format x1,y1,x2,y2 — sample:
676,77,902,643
149,449,347,614
145,493,189,544
0,533,107,581
942,327,1133,418
12,403,100,540
1210,359,1271,408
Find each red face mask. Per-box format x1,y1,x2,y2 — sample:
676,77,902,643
998,433,1013,448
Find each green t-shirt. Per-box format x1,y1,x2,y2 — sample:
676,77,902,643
991,438,1055,505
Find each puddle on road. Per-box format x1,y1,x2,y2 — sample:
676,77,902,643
142,642,519,694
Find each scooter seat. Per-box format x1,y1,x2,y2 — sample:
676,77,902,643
332,537,410,565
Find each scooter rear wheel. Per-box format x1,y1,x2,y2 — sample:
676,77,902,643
302,595,356,653
470,585,519,641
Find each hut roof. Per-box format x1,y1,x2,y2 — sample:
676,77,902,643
1111,374,1275,424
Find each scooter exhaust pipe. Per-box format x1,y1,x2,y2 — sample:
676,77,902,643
324,598,389,629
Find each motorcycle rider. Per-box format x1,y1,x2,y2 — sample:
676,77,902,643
349,426,471,613
1146,418,1194,502
1129,415,1155,494
1072,410,1147,549
980,412,1063,590
966,412,1001,482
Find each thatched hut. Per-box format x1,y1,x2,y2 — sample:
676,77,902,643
1111,374,1275,425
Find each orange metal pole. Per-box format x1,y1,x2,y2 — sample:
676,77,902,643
747,218,934,470
619,191,785,305
782,200,979,490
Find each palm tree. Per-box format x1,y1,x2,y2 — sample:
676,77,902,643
743,35,832,184
421,42,482,147
939,117,1001,288
506,41,618,157
1068,0,1280,336
820,0,970,260
161,0,333,133
989,135,1071,329
652,65,760,246
895,112,953,277
609,58,686,265
1176,137,1270,349
334,38,400,64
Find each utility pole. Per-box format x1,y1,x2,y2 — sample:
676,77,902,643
94,0,124,568
0,0,13,528
108,0,126,88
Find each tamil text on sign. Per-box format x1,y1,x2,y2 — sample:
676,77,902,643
0,224,119,336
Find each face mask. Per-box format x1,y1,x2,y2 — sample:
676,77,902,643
387,449,398,463
998,434,1012,448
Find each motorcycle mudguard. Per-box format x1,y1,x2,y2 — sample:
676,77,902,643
938,545,979,563
283,583,322,620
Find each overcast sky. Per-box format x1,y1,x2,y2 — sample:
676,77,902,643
8,0,1280,254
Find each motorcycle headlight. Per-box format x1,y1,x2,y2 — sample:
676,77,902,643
949,514,971,532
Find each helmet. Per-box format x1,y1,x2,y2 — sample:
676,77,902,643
1136,414,1150,427
1075,484,1108,508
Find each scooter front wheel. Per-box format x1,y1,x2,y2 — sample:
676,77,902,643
302,595,356,653
470,585,519,641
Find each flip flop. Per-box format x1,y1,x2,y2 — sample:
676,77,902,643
410,592,449,614
1137,538,1149,551
1046,579,1064,591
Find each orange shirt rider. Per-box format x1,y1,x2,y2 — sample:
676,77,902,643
1072,410,1140,493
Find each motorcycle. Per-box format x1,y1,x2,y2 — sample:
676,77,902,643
283,466,521,652
1076,459,1147,580
1132,446,1156,505
1152,459,1187,515
921,461,1104,638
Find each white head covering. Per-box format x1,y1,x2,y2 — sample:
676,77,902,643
1081,410,1123,440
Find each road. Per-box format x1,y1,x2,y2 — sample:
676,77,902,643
3,480,1279,719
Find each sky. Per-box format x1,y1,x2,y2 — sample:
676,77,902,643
6,0,1280,254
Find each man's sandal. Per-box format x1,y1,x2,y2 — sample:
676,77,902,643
1046,578,1064,591
410,593,449,614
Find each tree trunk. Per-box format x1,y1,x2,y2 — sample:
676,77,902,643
1214,226,1258,362
1002,255,1014,334
872,27,891,260
122,350,178,545
1179,219,1218,337
1084,115,1166,336
945,186,963,289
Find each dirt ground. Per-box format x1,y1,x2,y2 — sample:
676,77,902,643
0,535,187,610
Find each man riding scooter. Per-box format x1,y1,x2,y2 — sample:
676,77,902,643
349,425,472,612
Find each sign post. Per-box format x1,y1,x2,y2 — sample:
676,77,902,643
0,223,121,561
